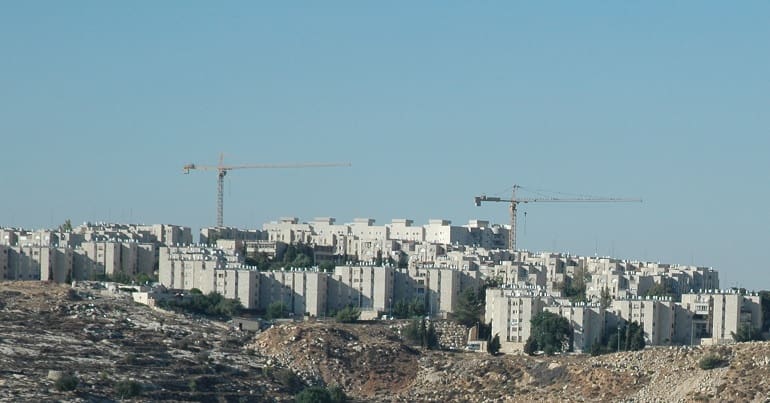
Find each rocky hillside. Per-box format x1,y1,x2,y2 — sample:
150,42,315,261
2,281,770,402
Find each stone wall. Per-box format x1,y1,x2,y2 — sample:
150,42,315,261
433,320,469,350
389,319,469,350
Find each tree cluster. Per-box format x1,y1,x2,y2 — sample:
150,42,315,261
246,244,319,271
590,321,646,355
644,281,679,301
560,267,588,303
58,219,73,233
524,311,574,355
334,306,361,323
452,287,485,327
90,270,155,286
266,302,290,320
402,318,439,349
158,291,243,319
391,297,426,319
731,324,763,342
600,286,613,310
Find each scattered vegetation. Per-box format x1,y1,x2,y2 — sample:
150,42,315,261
334,306,361,323
391,297,427,319
91,271,155,285
600,286,612,310
644,280,679,301
55,374,79,392
114,379,142,399
246,244,319,270
272,368,303,392
731,324,763,342
698,354,728,370
157,291,243,319
295,385,348,403
402,319,439,349
266,301,290,320
57,219,73,233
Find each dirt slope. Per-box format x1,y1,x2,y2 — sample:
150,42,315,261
2,281,770,402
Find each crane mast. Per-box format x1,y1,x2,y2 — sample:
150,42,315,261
184,153,350,227
474,185,641,252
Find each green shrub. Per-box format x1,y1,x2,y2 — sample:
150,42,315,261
157,291,243,319
266,301,289,320
334,306,360,323
295,386,332,403
55,374,79,391
274,368,302,392
114,379,142,399
487,334,501,355
523,337,538,356
295,385,348,403
328,385,348,403
699,354,728,370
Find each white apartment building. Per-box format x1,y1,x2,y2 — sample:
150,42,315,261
479,261,546,288
158,245,261,309
259,270,327,317
75,241,155,278
610,297,677,346
0,245,73,282
423,219,466,245
200,227,260,245
485,287,547,353
388,219,425,242
330,265,394,313
544,304,605,353
680,291,762,345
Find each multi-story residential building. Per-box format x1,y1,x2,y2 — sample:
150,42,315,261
330,265,394,313
348,218,389,241
200,226,260,245
393,266,481,317
309,217,351,256
464,220,509,249
680,291,763,345
610,297,677,346
423,219,466,245
544,304,605,353
158,245,261,309
264,217,314,244
388,219,425,242
75,241,155,278
5,246,66,282
479,261,545,288
485,287,547,352
260,270,327,317
244,240,287,260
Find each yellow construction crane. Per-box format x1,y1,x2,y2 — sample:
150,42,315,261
184,153,350,227
474,185,641,251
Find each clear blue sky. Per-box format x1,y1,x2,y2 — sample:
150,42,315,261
1,2,768,289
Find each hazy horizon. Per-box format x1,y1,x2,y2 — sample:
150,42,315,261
2,2,768,288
